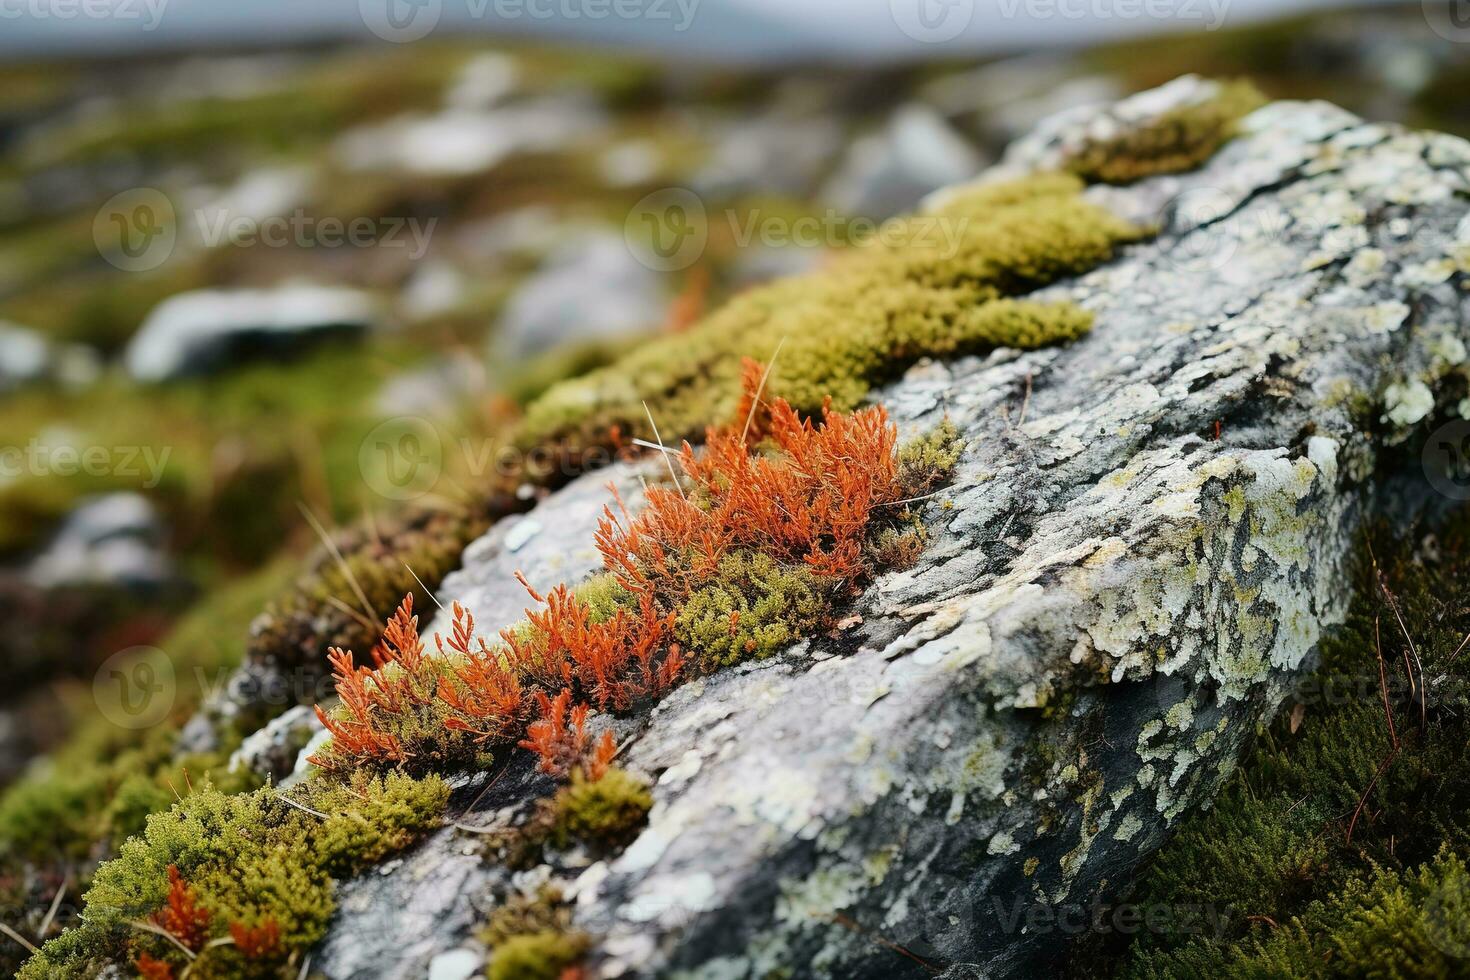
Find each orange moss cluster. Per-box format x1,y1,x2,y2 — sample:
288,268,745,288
131,865,280,979
312,361,929,780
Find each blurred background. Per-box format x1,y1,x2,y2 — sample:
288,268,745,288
0,0,1460,812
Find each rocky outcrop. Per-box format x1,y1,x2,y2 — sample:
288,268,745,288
311,83,1470,978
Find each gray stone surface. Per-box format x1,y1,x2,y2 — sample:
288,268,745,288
309,84,1470,978
124,283,379,381
26,492,172,589
823,104,985,220
495,233,666,361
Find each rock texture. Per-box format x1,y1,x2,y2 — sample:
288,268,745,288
312,82,1470,978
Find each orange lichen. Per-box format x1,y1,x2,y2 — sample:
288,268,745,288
134,951,174,980
153,865,211,953
313,362,932,782
228,919,281,960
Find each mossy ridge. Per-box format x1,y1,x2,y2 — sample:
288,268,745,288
1097,508,1470,978
1064,80,1267,186
17,772,448,980
517,174,1139,457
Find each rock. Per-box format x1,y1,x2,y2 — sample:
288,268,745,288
822,105,984,220
311,86,1470,977
692,113,844,201
0,322,49,390
125,283,379,381
26,493,172,590
335,95,606,177
375,352,486,419
921,56,1123,150
227,704,323,784
0,322,100,394
494,233,665,361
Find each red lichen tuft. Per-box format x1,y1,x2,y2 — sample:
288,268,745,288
229,918,281,959
135,951,175,980
313,361,915,782
152,865,212,953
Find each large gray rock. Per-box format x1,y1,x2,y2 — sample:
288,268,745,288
495,233,666,361
823,105,985,220
310,84,1470,978
125,283,379,381
27,492,172,590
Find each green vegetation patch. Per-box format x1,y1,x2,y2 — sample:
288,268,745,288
1102,508,1470,978
1065,80,1266,186
518,174,1140,456
18,772,448,980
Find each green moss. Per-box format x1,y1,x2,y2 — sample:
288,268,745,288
897,418,965,498
1065,80,1266,185
18,773,447,979
482,885,591,980
518,174,1138,456
488,929,591,980
550,767,653,851
1101,507,1470,978
675,552,828,667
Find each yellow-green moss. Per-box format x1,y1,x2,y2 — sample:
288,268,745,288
549,767,653,851
518,174,1139,455
482,886,591,980
897,418,965,497
1065,80,1266,185
675,552,828,667
488,929,591,980
17,772,447,979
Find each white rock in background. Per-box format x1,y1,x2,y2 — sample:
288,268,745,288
0,322,50,391
822,104,984,219
494,231,664,360
335,95,606,177
27,492,172,589
187,165,314,248
400,260,468,321
125,283,379,381
375,352,487,419
693,113,843,200
446,52,519,111
0,322,100,394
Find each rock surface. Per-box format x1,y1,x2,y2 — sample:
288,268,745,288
27,492,172,589
124,283,379,381
311,83,1470,978
494,233,666,360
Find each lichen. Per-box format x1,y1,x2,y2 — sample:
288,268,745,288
1065,80,1266,185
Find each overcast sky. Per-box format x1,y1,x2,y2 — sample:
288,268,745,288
0,0,1398,62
